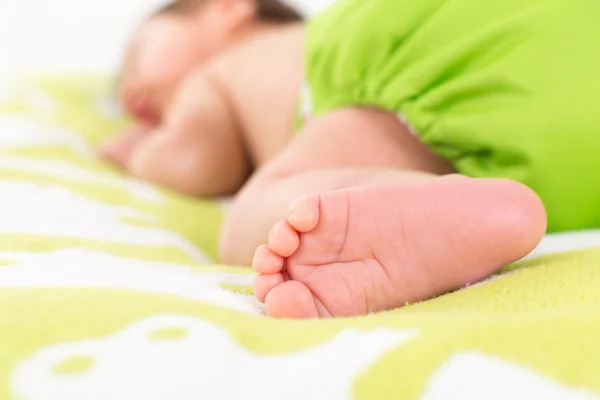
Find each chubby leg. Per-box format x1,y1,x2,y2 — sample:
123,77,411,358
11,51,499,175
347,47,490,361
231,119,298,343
253,175,546,318
220,107,455,264
219,107,546,318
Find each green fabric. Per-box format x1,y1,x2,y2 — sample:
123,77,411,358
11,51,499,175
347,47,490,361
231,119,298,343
2,74,600,399
305,0,600,233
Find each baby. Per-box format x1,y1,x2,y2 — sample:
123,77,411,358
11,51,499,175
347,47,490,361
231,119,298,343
101,0,600,319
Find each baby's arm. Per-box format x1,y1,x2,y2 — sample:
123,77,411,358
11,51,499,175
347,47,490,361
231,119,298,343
124,68,250,197
100,124,153,169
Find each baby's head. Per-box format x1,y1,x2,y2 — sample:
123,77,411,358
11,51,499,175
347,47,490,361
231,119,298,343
120,0,302,124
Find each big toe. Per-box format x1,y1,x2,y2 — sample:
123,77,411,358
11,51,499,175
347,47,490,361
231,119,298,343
265,281,330,319
254,273,284,303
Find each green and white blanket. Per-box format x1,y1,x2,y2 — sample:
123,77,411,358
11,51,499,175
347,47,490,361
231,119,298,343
0,75,599,400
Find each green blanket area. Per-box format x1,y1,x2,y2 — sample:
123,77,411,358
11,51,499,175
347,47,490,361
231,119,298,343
0,75,599,400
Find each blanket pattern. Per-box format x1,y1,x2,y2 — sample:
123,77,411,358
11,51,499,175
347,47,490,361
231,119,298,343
0,75,598,400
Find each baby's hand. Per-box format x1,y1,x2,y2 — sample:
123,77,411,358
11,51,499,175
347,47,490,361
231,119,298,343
99,124,155,169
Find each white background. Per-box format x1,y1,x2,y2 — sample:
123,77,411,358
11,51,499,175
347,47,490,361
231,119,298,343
0,0,330,74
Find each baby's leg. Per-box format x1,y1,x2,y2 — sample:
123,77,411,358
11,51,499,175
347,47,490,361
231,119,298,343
220,108,546,318
220,108,455,264
254,175,545,318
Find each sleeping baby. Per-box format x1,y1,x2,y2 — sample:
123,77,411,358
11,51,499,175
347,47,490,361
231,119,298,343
101,0,600,319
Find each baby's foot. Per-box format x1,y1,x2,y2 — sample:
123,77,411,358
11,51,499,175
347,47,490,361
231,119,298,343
253,176,546,318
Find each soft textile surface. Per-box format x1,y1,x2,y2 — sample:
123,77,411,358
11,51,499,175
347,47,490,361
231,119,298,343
0,75,600,400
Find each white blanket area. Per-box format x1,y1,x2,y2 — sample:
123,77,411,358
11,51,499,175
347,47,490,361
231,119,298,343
1,0,599,258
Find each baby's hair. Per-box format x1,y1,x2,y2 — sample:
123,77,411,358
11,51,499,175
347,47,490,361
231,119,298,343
157,0,303,22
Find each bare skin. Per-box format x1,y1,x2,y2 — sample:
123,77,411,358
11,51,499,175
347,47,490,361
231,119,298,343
100,1,548,319
224,107,546,318
219,108,457,264
103,21,303,196
253,177,546,318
